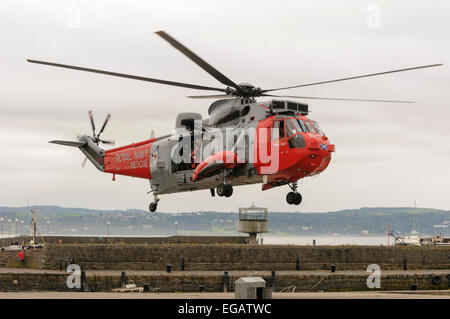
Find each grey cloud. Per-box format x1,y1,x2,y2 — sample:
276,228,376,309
0,0,449,212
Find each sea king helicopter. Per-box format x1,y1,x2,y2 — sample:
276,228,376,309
28,31,442,212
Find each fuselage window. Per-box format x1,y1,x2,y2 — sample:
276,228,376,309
295,119,307,132
286,119,296,148
279,120,285,138
241,105,250,116
288,134,306,148
273,120,285,139
312,122,326,136
304,121,317,133
286,119,298,136
295,117,309,132
289,118,305,133
286,119,306,148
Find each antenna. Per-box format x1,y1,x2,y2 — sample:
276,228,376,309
387,224,390,246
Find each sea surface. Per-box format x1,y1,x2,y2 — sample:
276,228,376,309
261,235,388,246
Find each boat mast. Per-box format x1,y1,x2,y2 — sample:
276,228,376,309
412,200,417,235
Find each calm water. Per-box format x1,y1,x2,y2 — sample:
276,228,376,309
262,235,389,246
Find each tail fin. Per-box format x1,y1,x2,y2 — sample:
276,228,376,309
49,135,105,171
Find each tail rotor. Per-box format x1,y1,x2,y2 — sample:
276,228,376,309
81,110,115,167
87,110,115,146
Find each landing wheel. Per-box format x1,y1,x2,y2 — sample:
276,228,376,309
149,202,158,212
224,184,233,197
286,192,296,205
294,192,302,205
217,183,226,197
286,192,302,205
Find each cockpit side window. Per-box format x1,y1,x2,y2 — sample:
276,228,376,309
288,133,306,148
279,120,285,138
290,119,305,133
286,119,297,137
282,118,306,148
272,119,285,140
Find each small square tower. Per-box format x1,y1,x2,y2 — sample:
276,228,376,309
238,204,268,244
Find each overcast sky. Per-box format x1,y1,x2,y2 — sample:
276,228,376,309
1,0,449,213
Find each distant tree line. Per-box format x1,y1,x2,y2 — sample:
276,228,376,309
0,206,448,236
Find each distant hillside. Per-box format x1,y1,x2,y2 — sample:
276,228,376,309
0,206,448,236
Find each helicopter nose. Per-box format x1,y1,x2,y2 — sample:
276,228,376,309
318,142,334,152
307,137,335,153
328,144,335,152
294,149,331,177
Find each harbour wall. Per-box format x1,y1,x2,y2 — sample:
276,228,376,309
38,244,450,271
0,250,44,269
1,244,449,292
0,235,247,247
0,271,449,292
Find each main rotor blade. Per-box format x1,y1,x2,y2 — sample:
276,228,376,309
155,31,242,92
27,59,226,92
97,113,111,138
187,94,235,99
263,64,443,93
262,94,415,103
88,110,96,136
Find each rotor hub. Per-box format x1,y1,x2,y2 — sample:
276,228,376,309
231,83,262,98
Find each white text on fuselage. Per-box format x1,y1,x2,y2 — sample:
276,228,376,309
115,149,149,169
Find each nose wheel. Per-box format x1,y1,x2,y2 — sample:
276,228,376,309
286,183,302,205
217,183,233,197
149,202,158,212
149,194,160,212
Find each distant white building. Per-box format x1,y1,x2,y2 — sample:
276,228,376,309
361,230,369,235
